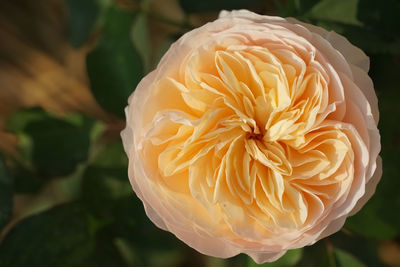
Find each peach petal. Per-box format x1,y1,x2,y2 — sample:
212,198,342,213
286,17,370,72
121,10,381,263
349,156,383,216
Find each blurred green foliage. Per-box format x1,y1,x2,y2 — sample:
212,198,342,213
66,0,100,47
87,7,144,117
179,0,264,13
0,157,13,230
6,108,95,178
0,0,399,266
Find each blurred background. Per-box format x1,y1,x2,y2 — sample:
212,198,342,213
0,0,399,266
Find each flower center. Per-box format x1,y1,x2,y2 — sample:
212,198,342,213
247,131,263,141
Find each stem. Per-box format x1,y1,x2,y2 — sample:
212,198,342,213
341,227,353,236
325,238,337,267
114,0,195,30
146,11,194,30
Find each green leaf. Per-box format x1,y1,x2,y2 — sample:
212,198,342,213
105,195,184,267
82,166,131,211
247,249,302,267
6,108,95,178
297,239,376,267
24,117,93,177
0,203,93,267
0,156,13,231
317,247,365,267
357,0,400,39
292,242,327,267
305,0,400,55
90,238,128,267
80,141,185,266
330,231,384,266
179,0,264,13
0,202,128,267
274,0,319,17
334,248,365,267
293,0,320,16
90,141,128,168
66,0,100,47
345,203,397,240
82,178,184,267
87,7,144,117
132,13,151,72
306,0,362,25
10,164,43,193
81,141,132,220
82,142,130,203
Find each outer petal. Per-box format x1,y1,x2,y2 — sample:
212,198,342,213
350,65,379,123
285,17,370,72
219,10,369,72
349,156,383,216
143,201,241,259
247,250,287,264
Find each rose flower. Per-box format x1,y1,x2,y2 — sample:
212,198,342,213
121,10,381,263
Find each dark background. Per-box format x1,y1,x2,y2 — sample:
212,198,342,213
0,0,399,266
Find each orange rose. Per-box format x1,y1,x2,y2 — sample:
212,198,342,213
121,10,381,263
